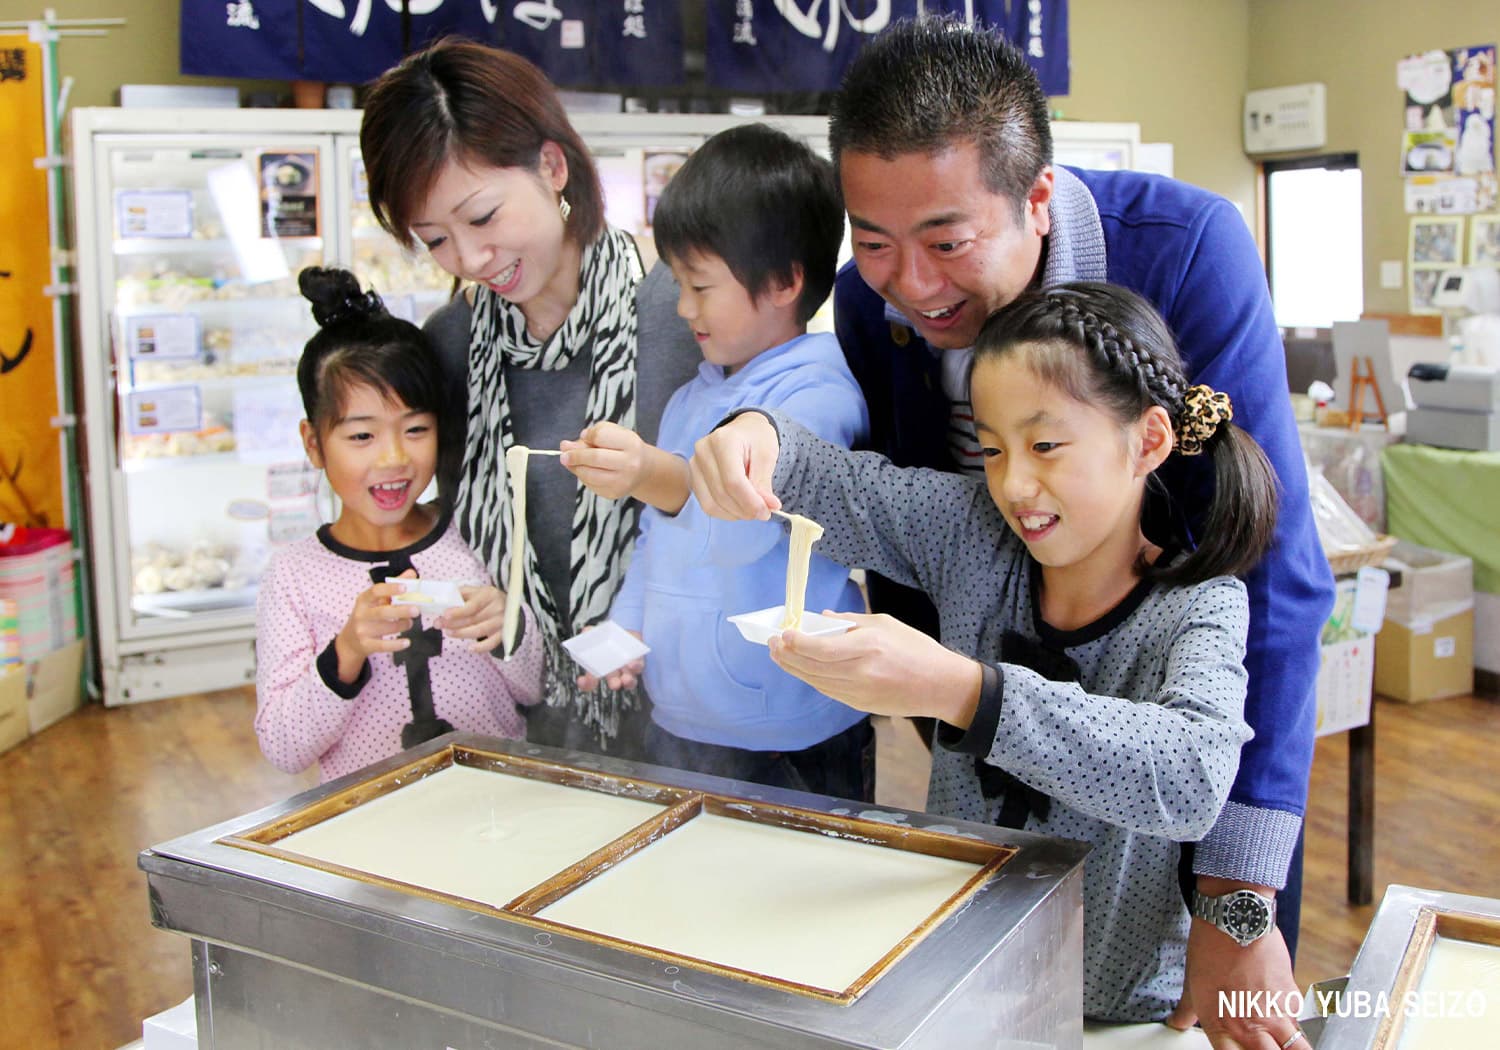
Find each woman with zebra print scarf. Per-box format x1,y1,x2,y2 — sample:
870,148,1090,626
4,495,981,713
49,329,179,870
360,39,701,759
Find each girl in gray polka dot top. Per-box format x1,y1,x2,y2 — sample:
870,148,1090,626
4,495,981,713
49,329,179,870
700,282,1281,1021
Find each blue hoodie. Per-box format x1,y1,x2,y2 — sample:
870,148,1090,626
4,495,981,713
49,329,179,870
611,332,870,750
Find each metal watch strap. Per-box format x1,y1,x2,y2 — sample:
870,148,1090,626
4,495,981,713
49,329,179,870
1191,888,1275,946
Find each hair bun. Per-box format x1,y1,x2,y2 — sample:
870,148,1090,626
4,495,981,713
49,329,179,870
298,266,387,328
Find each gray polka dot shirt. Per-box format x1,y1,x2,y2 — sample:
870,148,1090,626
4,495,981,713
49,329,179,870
766,411,1253,1022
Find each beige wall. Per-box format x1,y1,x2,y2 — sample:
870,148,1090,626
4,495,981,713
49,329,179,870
1059,0,1256,216
1250,0,1496,315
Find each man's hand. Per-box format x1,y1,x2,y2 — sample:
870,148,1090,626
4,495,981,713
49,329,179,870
689,412,782,520
768,611,982,726
1167,886,1302,1050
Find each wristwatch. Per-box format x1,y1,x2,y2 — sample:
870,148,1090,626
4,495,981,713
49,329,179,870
1190,888,1277,947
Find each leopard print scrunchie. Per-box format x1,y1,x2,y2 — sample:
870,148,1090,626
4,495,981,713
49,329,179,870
1176,384,1233,456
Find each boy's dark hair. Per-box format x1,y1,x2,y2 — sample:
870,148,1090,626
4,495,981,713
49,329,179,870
973,282,1280,584
653,123,843,325
829,15,1052,218
360,36,604,252
297,266,460,504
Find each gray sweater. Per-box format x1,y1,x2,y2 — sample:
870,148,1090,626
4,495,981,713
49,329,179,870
422,260,700,752
766,411,1252,1022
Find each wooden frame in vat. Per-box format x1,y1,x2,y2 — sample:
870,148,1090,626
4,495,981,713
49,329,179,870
218,742,1016,1004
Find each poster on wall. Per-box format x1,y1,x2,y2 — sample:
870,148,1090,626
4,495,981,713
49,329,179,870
1409,215,1464,314
1451,45,1495,176
1471,213,1500,265
258,150,319,239
1399,45,1495,214
642,149,690,227
1405,172,1499,215
0,36,63,529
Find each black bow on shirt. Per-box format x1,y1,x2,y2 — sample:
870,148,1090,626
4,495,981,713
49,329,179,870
370,557,454,748
976,631,1080,828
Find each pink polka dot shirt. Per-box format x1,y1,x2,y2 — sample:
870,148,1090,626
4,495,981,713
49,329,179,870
255,515,544,782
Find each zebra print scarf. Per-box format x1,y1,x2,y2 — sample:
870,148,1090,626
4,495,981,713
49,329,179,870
457,226,642,741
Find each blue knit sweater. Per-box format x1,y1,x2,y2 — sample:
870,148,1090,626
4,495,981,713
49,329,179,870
834,166,1335,888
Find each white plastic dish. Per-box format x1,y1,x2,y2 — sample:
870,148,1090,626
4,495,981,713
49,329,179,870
562,620,651,678
727,606,856,646
384,578,465,613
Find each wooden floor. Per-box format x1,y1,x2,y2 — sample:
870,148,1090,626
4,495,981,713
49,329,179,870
2,688,1496,1050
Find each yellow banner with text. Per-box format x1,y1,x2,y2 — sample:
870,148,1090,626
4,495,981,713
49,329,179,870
0,36,63,528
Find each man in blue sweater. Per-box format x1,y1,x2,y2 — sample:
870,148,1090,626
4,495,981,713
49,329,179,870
829,18,1333,1047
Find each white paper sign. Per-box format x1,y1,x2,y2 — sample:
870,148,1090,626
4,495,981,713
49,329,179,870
351,156,369,203
266,460,320,500
268,502,319,544
126,386,202,435
232,383,305,463
116,189,194,239
127,314,200,360
1351,566,1391,634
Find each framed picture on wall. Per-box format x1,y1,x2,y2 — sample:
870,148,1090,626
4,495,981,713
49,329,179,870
1409,215,1464,266
1410,266,1446,314
1470,213,1500,265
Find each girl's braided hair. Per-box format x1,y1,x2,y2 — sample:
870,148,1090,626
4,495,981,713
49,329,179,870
971,281,1279,584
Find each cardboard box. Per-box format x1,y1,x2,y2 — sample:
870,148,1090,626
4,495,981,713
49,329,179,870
0,665,27,754
1375,607,1474,703
1375,541,1475,703
1384,542,1472,617
29,638,85,733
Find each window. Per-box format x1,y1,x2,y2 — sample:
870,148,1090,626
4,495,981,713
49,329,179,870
1264,154,1363,329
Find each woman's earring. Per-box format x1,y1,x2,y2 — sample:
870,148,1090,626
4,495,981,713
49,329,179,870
558,194,572,223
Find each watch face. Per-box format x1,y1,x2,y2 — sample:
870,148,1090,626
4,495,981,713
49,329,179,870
1223,893,1272,940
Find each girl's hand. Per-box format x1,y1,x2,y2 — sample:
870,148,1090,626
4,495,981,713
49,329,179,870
573,625,647,692
768,612,983,726
438,584,507,653
560,421,650,501
333,569,418,682
689,412,782,520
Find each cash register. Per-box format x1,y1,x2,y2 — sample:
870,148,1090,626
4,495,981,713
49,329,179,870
1406,268,1500,451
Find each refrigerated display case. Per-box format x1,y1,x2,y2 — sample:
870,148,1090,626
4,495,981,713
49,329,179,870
69,108,1138,704
70,108,459,704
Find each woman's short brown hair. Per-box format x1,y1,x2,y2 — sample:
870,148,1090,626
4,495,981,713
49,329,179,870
360,37,604,251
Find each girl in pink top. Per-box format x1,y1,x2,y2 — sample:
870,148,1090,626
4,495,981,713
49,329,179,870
255,267,543,782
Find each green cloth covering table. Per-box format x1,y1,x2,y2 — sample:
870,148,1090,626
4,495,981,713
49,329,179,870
1382,443,1500,596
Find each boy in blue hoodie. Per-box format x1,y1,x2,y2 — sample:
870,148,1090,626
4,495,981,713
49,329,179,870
559,123,873,800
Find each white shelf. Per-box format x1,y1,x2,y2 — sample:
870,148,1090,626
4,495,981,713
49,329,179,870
113,236,324,256
121,451,243,474
132,584,259,618
122,373,296,393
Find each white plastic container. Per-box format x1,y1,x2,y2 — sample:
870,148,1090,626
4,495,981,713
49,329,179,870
562,620,651,678
728,606,855,646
